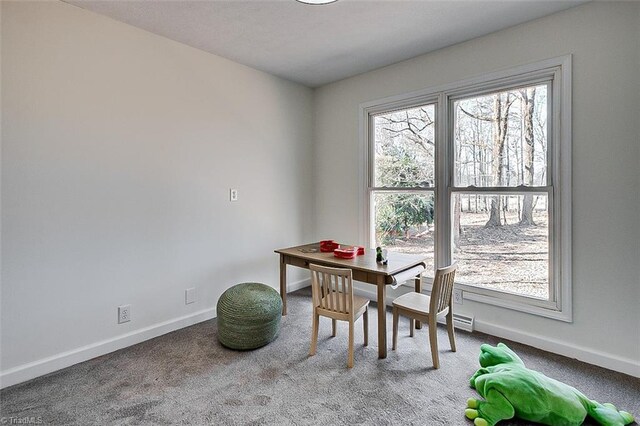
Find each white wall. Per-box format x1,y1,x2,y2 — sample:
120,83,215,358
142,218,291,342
314,2,640,375
1,1,313,386
2,0,638,388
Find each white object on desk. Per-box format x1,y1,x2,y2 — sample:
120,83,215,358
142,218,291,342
390,264,426,290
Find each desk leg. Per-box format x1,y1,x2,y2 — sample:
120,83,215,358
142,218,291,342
415,276,422,329
280,254,287,316
377,275,387,359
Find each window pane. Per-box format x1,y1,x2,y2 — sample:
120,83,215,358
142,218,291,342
373,192,435,274
452,194,549,299
453,84,548,187
373,104,435,188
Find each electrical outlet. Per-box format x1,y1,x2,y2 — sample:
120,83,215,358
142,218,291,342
185,287,196,305
229,188,238,202
454,289,463,305
118,304,131,324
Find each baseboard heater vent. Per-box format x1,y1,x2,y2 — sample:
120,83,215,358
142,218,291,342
438,313,474,332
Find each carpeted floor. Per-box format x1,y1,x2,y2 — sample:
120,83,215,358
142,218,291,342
2,288,639,425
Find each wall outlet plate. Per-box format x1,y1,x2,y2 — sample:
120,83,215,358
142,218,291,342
229,188,238,201
454,289,463,305
185,287,196,305
118,304,131,324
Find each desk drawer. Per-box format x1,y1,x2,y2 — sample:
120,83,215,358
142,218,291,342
284,255,310,269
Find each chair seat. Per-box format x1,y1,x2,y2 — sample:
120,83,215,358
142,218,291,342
318,292,370,316
392,292,448,317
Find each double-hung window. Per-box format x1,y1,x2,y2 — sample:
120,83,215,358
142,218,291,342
368,102,438,274
361,56,571,320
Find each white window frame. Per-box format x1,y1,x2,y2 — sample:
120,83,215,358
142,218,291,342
359,55,572,321
365,98,439,269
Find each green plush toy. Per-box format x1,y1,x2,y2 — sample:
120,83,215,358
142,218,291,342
465,343,635,426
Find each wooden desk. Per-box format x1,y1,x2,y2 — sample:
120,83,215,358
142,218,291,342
275,242,427,359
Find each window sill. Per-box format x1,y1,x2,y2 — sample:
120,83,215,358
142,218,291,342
404,279,572,323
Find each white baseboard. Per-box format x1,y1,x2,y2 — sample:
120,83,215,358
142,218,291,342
354,286,639,378
287,278,310,292
353,285,397,305
474,319,640,378
0,307,216,389
1,280,310,389
4,282,634,390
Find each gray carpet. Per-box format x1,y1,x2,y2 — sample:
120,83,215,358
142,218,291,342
2,288,639,425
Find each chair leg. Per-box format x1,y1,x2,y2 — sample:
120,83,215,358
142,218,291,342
428,320,440,369
332,319,337,337
446,311,456,352
409,318,415,337
392,306,399,351
310,311,319,356
347,320,355,368
363,308,369,347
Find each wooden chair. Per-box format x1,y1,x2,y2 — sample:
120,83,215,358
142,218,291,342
391,263,457,369
309,264,370,368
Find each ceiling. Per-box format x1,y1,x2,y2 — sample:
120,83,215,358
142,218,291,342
65,0,585,88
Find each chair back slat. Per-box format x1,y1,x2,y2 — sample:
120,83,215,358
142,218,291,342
429,263,457,315
323,272,330,310
310,264,353,316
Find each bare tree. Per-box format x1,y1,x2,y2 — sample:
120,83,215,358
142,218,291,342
486,93,515,226
378,108,435,152
520,88,536,225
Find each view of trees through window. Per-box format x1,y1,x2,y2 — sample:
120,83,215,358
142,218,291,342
373,104,436,274
372,84,550,299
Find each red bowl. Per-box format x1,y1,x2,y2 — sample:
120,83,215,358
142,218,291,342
320,240,340,252
334,247,358,259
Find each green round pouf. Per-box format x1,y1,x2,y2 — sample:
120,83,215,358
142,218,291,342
217,282,282,350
